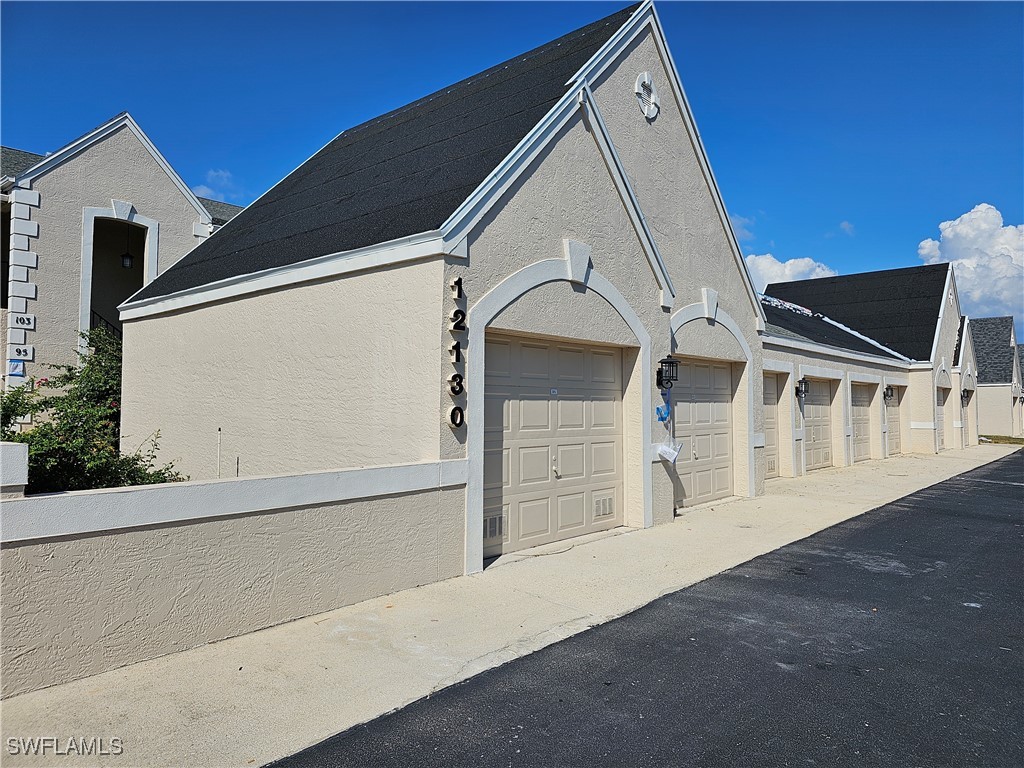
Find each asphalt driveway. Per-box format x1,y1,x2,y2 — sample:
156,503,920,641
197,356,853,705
271,451,1023,768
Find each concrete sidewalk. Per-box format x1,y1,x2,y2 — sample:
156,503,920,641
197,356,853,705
1,445,1017,768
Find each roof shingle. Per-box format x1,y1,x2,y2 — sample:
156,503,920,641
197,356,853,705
970,316,1017,384
765,264,950,361
132,3,639,303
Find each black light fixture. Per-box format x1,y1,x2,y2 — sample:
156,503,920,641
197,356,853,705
119,224,134,269
656,357,678,389
795,378,809,399
883,385,895,402
960,389,970,407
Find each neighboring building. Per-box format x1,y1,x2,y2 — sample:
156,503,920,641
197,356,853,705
764,263,977,457
1,114,242,418
118,2,980,576
971,316,1023,437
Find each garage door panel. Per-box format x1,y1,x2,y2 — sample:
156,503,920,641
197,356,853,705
520,343,550,379
556,443,586,480
557,348,585,382
557,398,585,429
483,448,509,491
591,397,617,429
556,493,586,531
519,397,550,432
591,351,618,385
851,384,872,463
484,392,510,435
804,379,833,471
518,446,550,485
674,359,734,507
486,340,512,378
591,441,617,476
518,498,552,540
764,373,779,479
485,334,623,556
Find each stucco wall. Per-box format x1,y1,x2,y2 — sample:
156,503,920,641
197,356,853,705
589,28,763,423
0,483,464,698
12,126,204,381
977,384,1013,436
120,258,444,480
762,343,910,474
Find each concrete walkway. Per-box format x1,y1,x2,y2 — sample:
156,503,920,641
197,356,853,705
1,445,1017,768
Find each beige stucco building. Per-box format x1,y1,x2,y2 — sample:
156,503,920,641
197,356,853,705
970,316,1023,437
118,2,981,576
1,114,241,421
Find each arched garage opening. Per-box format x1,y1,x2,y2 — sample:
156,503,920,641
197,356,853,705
465,259,652,574
670,303,755,508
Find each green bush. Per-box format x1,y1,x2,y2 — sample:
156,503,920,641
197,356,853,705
0,329,186,494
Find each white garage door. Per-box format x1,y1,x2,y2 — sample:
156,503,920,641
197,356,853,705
851,384,873,463
674,359,733,506
936,388,947,451
886,388,902,455
483,335,623,557
803,379,833,472
764,373,780,479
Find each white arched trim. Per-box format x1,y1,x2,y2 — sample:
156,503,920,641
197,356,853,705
670,301,753,362
80,204,160,346
934,357,953,389
465,258,653,574
670,301,756,498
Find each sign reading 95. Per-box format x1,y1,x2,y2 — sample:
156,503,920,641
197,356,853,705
446,277,466,428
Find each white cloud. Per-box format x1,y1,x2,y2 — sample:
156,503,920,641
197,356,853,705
191,169,243,203
918,203,1024,322
840,220,855,236
730,214,755,242
744,253,838,293
190,184,222,201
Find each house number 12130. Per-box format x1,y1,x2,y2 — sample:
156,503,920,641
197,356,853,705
447,276,466,429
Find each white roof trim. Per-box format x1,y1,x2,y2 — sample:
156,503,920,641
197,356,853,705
120,231,448,320
928,264,954,365
8,113,212,225
762,331,911,369
569,1,764,329
122,1,752,317
579,84,675,306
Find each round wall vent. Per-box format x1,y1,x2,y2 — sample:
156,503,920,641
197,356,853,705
635,72,660,119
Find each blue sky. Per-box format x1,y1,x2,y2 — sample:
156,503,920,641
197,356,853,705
3,2,1022,333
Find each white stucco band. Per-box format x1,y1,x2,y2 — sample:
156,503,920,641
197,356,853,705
465,257,653,575
670,301,756,497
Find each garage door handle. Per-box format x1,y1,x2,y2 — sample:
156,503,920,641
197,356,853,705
552,456,559,478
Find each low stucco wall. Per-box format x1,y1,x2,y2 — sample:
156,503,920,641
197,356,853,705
1,473,465,699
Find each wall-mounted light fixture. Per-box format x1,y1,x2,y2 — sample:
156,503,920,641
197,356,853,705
883,385,895,402
960,389,970,407
656,357,678,390
119,224,134,269
795,378,809,399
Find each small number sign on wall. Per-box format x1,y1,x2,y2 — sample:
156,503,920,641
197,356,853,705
446,276,467,429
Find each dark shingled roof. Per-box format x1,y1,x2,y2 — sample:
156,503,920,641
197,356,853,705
1,146,45,178
197,197,244,226
761,300,904,360
953,315,967,366
765,264,950,362
971,316,1018,384
132,3,639,303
